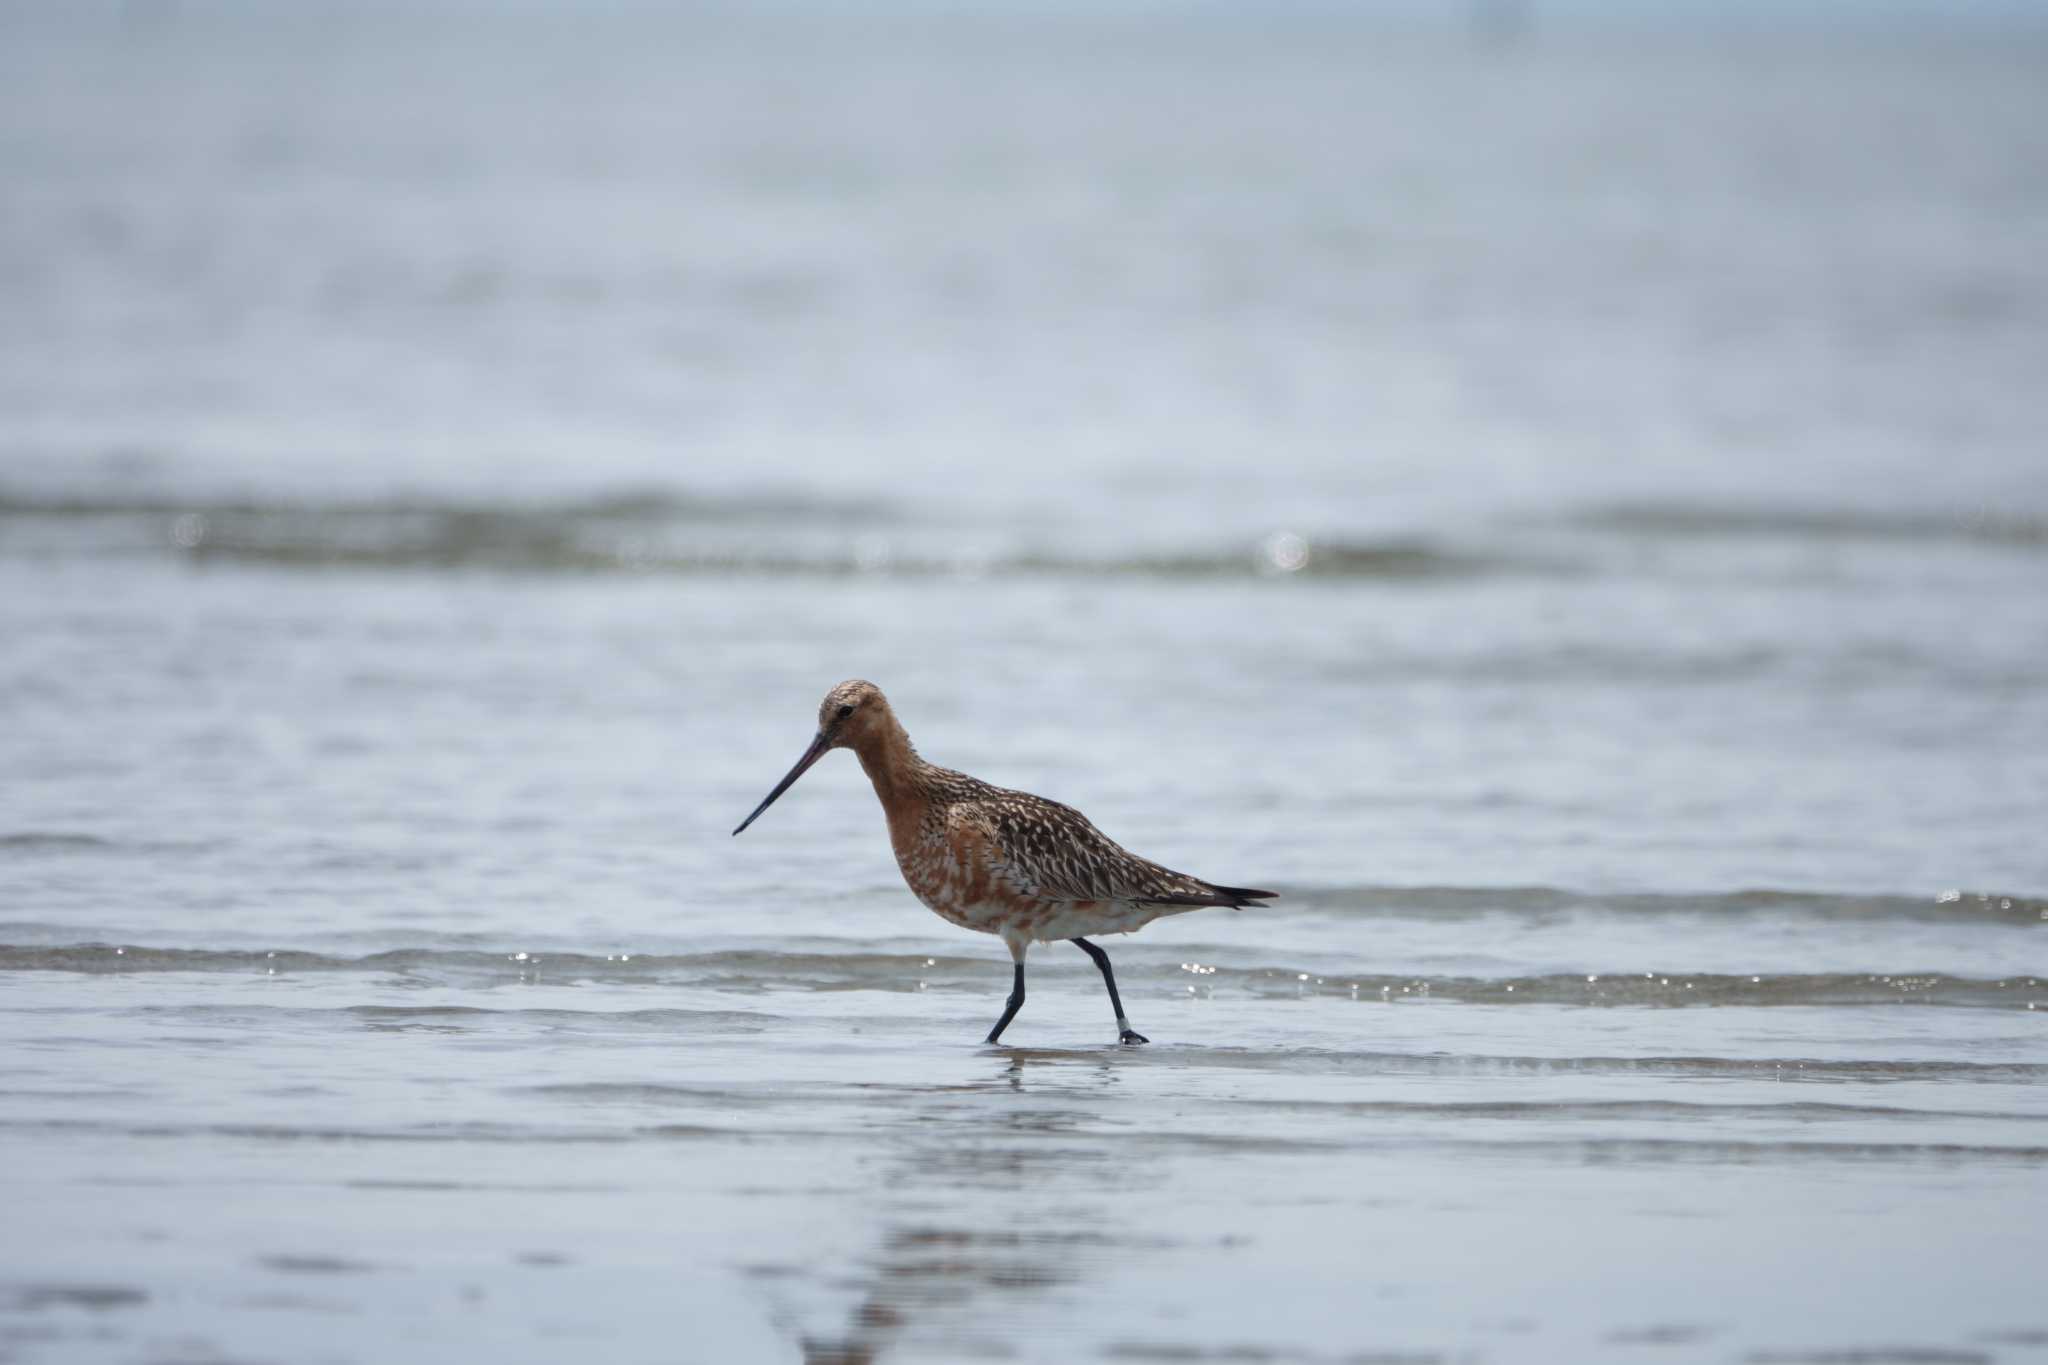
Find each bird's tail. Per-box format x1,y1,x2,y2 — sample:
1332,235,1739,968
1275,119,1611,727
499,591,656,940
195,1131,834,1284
1146,883,1278,910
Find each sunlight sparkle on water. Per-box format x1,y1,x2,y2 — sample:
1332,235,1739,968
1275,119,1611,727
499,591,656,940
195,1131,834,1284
1257,531,1310,574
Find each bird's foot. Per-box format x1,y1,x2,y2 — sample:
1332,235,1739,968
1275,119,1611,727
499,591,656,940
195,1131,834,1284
1118,1029,1150,1045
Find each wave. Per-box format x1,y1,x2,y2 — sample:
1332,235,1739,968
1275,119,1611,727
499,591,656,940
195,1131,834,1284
3,884,2033,939
2,943,2036,1009
0,831,116,851
2,1116,2042,1166
1224,1098,2046,1123
171,537,1513,580
0,485,891,526
1204,969,2040,1009
11,487,2044,583
1287,885,2047,925
1571,499,2048,551
997,1046,2048,1086
0,487,1541,580
0,1116,655,1146
0,832,217,858
4,1113,2048,1162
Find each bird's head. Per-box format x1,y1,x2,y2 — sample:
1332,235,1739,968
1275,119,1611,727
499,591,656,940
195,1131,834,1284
816,678,890,751
731,679,896,836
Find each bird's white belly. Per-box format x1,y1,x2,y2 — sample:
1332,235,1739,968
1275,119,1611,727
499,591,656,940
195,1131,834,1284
1025,900,1166,942
922,896,1018,936
911,886,1165,944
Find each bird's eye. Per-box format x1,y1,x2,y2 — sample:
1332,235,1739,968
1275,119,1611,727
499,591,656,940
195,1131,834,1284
836,703,854,720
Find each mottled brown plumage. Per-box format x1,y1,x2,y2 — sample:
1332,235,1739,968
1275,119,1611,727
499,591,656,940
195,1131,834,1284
733,680,1276,1045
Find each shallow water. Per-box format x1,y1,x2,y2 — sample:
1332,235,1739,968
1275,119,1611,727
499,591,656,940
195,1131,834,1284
3,5,2047,1363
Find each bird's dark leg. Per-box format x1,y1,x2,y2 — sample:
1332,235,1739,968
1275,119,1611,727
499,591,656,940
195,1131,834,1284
1072,937,1148,1044
985,960,1027,1045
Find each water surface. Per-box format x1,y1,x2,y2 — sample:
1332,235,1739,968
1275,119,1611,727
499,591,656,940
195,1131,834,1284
2,6,2045,1362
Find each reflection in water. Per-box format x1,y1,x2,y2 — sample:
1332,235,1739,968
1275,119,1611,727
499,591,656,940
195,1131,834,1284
788,1050,1163,1363
801,1225,1078,1364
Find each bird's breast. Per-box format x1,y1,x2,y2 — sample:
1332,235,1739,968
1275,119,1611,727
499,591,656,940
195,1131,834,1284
896,816,982,907
887,810,1136,941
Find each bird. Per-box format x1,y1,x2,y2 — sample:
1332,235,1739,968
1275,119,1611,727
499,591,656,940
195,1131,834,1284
732,680,1275,1046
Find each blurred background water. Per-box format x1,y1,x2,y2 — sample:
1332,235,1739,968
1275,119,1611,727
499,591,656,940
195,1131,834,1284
2,3,2045,1363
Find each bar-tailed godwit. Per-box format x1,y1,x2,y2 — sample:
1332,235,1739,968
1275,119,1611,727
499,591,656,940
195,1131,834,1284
732,680,1275,1045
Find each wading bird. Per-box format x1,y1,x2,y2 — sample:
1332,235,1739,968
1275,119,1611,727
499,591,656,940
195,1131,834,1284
732,680,1275,1045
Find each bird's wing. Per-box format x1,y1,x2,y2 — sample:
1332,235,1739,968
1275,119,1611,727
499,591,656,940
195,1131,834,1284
964,793,1232,907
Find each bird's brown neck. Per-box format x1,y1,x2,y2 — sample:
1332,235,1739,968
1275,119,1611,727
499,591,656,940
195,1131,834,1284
849,712,930,853
850,711,925,805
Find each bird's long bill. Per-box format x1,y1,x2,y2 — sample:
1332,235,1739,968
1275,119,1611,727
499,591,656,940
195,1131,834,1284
731,731,831,836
